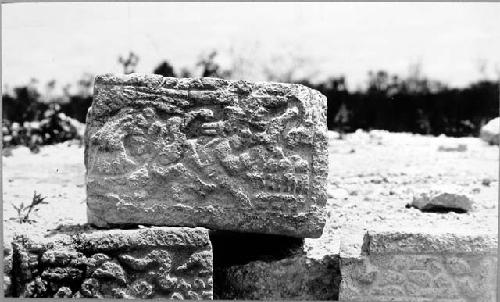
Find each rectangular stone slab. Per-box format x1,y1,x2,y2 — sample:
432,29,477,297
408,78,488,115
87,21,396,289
85,73,328,238
11,227,213,299
211,228,341,300
339,231,498,302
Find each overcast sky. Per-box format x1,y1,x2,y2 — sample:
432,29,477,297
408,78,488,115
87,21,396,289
2,2,500,91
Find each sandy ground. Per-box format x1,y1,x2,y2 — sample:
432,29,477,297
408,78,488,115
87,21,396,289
2,141,87,248
306,131,498,258
2,131,498,255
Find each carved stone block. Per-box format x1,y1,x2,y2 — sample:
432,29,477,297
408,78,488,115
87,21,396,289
11,227,213,299
339,232,498,302
85,73,328,238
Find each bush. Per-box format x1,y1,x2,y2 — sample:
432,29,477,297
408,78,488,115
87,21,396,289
302,76,499,137
2,106,84,151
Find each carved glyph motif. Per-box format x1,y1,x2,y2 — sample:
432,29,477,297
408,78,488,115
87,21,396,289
342,254,497,301
88,91,314,200
12,228,213,299
85,75,328,237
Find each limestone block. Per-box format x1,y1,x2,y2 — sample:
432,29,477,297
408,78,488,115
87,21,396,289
218,254,340,300
212,229,342,300
409,186,474,213
480,117,499,145
437,144,467,152
339,231,498,302
85,73,328,238
11,227,213,299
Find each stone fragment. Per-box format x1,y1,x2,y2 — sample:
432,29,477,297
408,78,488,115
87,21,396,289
339,231,498,302
328,130,341,140
219,254,340,300
85,73,328,238
409,186,474,213
212,231,341,300
480,117,499,145
437,143,467,152
10,227,213,299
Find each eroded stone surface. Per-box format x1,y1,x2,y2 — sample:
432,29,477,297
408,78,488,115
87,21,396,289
218,254,340,300
211,219,342,300
339,231,498,302
480,117,499,145
409,186,474,213
11,227,213,299
85,73,328,238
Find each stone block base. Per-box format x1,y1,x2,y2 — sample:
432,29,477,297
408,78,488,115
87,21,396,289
217,254,340,300
211,231,341,300
339,232,498,302
10,227,213,299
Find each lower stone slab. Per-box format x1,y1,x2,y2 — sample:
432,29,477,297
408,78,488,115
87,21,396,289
339,231,498,302
10,227,213,299
211,231,341,300
217,254,340,300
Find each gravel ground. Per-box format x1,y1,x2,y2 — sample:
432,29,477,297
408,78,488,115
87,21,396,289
3,131,498,256
3,141,87,248
306,130,498,259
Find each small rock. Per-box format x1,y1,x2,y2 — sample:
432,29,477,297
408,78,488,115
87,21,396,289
409,187,473,213
370,177,388,184
328,188,349,199
348,130,370,146
369,130,389,144
482,178,492,187
328,131,341,140
438,144,467,152
480,117,499,145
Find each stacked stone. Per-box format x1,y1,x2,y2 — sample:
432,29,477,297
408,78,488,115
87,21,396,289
11,228,212,299
11,73,329,299
85,73,328,237
340,232,498,302
8,74,498,301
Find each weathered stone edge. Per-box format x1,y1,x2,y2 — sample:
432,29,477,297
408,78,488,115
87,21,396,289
365,231,498,255
94,73,309,91
13,227,211,253
86,73,328,238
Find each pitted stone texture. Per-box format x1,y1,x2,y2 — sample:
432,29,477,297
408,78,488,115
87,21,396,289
11,227,213,299
339,231,498,302
85,73,328,238
410,186,474,213
217,254,340,300
212,226,342,300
